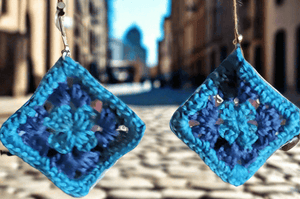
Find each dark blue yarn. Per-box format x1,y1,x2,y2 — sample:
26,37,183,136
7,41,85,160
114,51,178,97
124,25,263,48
19,106,50,157
48,82,71,106
189,96,219,147
69,84,91,108
216,142,243,169
253,105,281,150
95,108,118,148
238,81,258,103
19,82,118,179
50,147,100,179
191,78,285,169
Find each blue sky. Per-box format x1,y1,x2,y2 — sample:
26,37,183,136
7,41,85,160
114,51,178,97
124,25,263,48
110,0,171,67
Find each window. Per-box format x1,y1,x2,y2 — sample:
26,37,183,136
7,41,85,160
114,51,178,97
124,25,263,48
210,51,216,72
254,45,263,75
276,0,284,6
220,46,227,63
241,42,250,61
1,0,7,15
74,44,80,62
75,0,81,13
274,30,286,93
296,26,300,92
254,0,263,38
89,31,96,54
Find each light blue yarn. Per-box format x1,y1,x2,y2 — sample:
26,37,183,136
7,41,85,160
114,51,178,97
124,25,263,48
170,45,300,186
0,57,146,197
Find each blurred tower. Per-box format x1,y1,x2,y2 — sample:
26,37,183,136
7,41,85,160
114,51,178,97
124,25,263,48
0,0,108,96
123,26,148,82
73,0,108,82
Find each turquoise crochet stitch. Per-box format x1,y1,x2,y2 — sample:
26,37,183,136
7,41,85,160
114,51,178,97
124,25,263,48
170,44,300,186
0,57,145,197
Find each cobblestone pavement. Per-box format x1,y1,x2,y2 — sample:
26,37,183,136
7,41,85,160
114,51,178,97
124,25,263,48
1,88,300,199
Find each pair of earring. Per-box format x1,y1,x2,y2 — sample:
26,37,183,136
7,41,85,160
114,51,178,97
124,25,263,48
1,0,300,198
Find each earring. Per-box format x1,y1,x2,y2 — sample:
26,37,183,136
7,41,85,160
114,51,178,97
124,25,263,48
169,1,300,186
0,1,145,197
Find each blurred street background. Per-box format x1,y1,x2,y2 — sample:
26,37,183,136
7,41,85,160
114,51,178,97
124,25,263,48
1,0,300,198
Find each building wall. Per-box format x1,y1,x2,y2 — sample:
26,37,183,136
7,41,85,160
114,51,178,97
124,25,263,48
0,0,108,96
264,0,300,91
158,17,172,82
167,0,300,94
168,0,207,87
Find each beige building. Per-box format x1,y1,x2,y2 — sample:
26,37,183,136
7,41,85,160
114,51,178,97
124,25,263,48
158,16,172,84
0,0,108,96
160,0,206,88
164,0,300,93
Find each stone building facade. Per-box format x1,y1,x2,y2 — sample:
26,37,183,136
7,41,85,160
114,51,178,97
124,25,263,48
160,0,300,93
159,0,207,88
0,0,108,96
158,16,172,86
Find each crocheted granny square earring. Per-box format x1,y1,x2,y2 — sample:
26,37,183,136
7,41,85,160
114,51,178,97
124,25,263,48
170,0,300,186
0,1,145,197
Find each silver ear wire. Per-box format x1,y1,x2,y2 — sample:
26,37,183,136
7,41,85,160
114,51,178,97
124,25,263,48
55,0,71,59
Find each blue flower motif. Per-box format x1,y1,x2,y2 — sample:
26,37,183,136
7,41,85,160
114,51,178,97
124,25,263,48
44,105,98,154
219,100,258,149
48,82,71,106
253,105,281,150
94,108,118,148
189,97,219,147
69,84,91,108
49,147,100,179
19,106,50,157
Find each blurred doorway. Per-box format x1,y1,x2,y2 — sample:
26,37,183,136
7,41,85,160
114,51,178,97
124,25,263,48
26,14,35,94
296,26,300,92
274,30,286,93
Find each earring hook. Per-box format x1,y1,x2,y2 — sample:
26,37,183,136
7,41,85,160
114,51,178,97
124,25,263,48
55,0,71,59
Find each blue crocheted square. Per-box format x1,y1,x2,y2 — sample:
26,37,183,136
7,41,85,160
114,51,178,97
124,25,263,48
0,57,145,197
170,45,300,186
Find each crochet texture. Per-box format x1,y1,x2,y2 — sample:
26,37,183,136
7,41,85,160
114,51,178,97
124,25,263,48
170,45,300,186
0,57,145,197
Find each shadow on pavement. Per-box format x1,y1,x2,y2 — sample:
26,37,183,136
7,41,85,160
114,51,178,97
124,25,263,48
116,87,195,106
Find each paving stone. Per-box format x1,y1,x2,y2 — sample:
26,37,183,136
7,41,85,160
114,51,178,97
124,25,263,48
265,170,287,184
0,171,8,179
267,193,300,199
5,178,52,195
156,177,188,188
142,159,163,168
98,177,154,189
286,145,300,155
0,190,18,199
0,155,19,170
167,151,197,159
244,175,263,185
132,165,168,179
186,171,219,183
207,191,255,199
161,189,206,199
289,176,300,185
142,151,161,159
267,160,299,171
167,165,201,178
189,181,230,190
102,167,121,179
108,189,162,199
292,154,300,162
247,184,294,194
